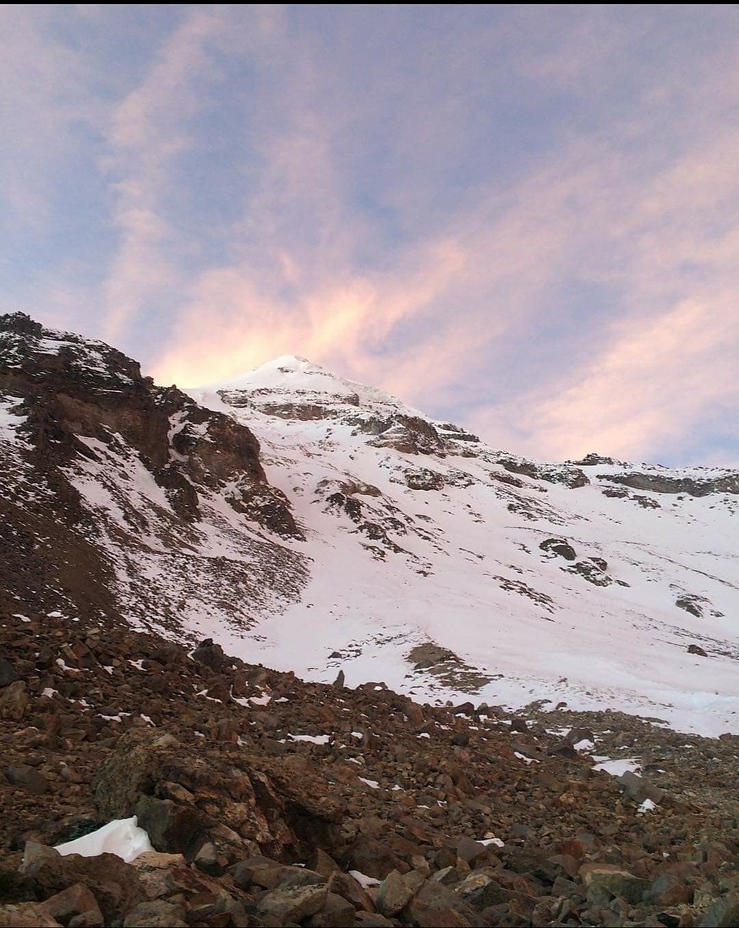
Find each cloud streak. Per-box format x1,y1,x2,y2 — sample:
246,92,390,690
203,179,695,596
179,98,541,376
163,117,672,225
3,6,739,466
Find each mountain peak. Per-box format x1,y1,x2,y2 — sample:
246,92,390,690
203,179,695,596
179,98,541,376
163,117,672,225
191,354,427,427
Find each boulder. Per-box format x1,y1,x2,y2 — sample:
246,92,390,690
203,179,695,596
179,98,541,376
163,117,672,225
122,899,188,927
402,880,475,926
580,863,650,904
253,881,330,923
0,680,29,721
0,658,19,687
375,869,424,916
0,903,62,927
41,883,104,927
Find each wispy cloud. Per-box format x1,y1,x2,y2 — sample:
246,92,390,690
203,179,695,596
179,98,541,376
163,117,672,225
4,6,739,464
99,5,233,344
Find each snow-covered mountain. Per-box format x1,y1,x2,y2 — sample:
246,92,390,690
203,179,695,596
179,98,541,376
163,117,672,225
2,313,739,735
188,356,739,736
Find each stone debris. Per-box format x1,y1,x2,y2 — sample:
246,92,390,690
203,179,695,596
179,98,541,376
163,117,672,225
2,612,739,926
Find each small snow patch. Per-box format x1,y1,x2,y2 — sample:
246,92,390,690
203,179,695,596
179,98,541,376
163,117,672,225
54,816,153,863
288,733,331,745
593,757,641,776
479,836,505,848
349,870,381,888
248,693,272,706
358,777,380,789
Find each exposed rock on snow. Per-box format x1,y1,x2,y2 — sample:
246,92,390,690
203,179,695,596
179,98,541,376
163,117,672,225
4,313,739,734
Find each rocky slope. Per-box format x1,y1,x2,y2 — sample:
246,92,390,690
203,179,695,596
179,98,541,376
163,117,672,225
2,609,739,927
190,358,739,735
0,312,306,642
4,313,739,733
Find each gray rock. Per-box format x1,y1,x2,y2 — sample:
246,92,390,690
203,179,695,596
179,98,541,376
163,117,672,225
0,658,19,687
452,872,502,910
698,894,739,928
376,869,424,916
304,892,357,927
617,770,665,806
403,880,475,927
254,882,330,923
122,900,188,927
580,864,650,904
135,796,208,860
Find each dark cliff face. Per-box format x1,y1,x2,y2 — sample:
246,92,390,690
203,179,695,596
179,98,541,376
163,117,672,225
0,313,304,627
601,470,739,497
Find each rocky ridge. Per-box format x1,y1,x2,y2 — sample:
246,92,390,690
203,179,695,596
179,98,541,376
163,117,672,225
4,315,739,731
2,608,739,927
0,312,307,640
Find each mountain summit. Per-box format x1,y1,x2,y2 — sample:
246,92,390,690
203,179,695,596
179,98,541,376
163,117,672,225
2,312,739,734
187,355,739,735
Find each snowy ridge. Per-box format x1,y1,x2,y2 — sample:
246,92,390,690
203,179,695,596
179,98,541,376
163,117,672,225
189,359,739,737
0,313,308,642
3,312,739,737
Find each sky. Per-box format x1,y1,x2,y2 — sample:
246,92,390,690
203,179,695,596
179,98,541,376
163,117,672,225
2,4,739,467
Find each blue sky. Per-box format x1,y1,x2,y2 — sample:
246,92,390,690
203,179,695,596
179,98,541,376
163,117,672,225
3,4,739,465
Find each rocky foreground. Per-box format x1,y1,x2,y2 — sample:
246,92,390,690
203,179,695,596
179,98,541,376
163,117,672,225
2,609,739,927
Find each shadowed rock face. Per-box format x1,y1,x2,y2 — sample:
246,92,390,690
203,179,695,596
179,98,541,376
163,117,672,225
1,311,267,493
601,470,739,497
0,312,305,628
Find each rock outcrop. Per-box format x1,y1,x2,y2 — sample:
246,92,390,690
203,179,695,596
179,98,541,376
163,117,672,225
0,312,306,636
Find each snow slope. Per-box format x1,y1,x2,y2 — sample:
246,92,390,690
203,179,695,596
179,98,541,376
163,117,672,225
189,357,739,737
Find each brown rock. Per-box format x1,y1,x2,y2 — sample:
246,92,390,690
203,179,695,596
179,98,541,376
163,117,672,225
304,892,357,927
331,872,376,913
0,680,29,721
129,851,187,900
306,848,342,877
0,903,62,927
42,883,104,927
230,856,287,891
649,871,694,907
65,854,146,923
6,764,49,795
122,900,188,927
347,835,409,879
254,881,330,923
354,914,396,927
403,880,475,927
19,843,76,898
580,863,650,904
455,836,489,865
376,869,424,917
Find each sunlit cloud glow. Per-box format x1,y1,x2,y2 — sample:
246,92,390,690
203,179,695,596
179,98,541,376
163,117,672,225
3,5,739,466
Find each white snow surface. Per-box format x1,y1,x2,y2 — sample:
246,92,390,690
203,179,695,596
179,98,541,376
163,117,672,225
53,817,153,862
184,356,739,738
